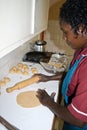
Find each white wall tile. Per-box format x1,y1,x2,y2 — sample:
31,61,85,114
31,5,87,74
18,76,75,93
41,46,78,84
44,20,74,61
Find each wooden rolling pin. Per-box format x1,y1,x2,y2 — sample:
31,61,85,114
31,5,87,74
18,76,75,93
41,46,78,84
0,116,19,130
6,76,40,93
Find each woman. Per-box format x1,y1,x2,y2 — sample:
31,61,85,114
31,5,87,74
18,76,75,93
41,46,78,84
35,0,87,129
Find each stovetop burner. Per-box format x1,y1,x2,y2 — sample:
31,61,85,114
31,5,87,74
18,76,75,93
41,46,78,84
23,51,53,63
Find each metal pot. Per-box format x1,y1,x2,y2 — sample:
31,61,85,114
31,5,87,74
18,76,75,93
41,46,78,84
34,40,47,52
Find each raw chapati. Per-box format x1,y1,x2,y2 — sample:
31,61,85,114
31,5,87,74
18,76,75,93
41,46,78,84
16,91,41,108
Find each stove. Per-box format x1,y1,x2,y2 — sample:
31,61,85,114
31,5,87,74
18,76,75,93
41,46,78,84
23,51,53,63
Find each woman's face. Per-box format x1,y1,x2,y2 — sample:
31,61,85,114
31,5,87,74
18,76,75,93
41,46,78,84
60,21,87,50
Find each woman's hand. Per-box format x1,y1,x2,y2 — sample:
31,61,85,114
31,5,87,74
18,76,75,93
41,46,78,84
36,89,56,106
32,73,50,82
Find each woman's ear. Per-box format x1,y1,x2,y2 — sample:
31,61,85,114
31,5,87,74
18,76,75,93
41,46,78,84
77,25,86,36
77,26,83,35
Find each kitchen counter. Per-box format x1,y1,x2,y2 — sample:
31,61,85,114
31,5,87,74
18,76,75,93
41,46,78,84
0,62,59,130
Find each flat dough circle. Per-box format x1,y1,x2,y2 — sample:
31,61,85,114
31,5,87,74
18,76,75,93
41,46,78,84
16,91,41,108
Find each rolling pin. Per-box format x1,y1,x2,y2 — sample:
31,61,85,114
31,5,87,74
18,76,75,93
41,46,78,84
6,75,40,93
0,116,19,130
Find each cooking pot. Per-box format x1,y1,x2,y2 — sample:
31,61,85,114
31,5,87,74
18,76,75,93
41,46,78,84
34,40,47,52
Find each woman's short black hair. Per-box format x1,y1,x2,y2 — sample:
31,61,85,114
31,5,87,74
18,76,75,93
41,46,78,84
59,0,87,34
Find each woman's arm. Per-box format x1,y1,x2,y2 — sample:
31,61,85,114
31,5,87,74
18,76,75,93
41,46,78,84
36,89,86,128
32,72,64,82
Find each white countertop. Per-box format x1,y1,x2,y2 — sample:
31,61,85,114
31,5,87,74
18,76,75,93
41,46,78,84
0,62,59,130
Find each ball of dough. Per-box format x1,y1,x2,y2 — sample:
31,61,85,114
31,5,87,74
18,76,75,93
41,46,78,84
3,77,10,83
23,67,29,72
17,66,23,70
16,69,22,74
9,66,17,73
17,63,23,67
0,81,6,87
22,71,29,76
23,64,29,69
17,63,23,69
31,67,38,74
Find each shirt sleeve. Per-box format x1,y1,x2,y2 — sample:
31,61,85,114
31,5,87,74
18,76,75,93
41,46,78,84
68,92,87,122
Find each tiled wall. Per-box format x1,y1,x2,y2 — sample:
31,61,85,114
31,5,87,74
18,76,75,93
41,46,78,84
0,36,38,79
44,20,74,61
